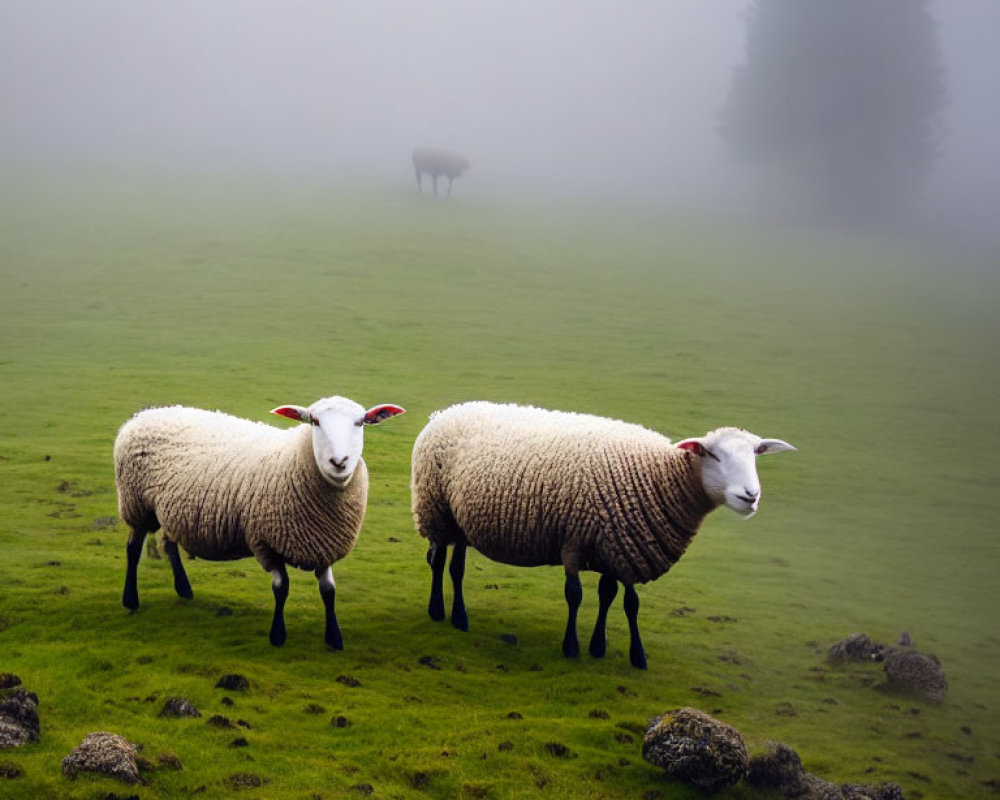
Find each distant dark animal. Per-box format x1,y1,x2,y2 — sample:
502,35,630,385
413,148,470,198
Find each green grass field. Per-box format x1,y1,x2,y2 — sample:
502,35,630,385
1,168,998,799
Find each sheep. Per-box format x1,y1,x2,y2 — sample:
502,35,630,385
115,396,405,648
410,402,795,668
412,147,470,198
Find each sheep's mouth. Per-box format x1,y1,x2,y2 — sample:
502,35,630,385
326,473,354,489
726,496,758,517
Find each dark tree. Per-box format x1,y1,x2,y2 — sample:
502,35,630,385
720,0,947,223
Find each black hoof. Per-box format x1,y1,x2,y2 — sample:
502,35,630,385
175,583,193,600
562,640,580,659
630,647,648,670
451,610,469,632
269,627,287,647
428,599,445,622
589,637,607,659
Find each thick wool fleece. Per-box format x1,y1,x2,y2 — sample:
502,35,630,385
115,406,367,572
411,402,717,585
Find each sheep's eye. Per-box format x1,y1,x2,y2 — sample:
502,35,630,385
354,419,364,428
702,447,721,462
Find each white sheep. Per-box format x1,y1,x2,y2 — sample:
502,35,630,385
410,402,795,668
412,147,470,198
115,396,405,648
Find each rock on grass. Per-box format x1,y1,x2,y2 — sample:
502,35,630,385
0,689,40,748
883,648,948,703
543,742,575,759
747,742,808,794
62,732,142,784
828,631,948,704
0,760,24,779
157,752,183,770
828,633,887,663
215,674,250,691
159,697,201,718
226,772,267,789
642,707,747,793
842,782,905,799
748,740,904,800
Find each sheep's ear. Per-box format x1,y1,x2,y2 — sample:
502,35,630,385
676,438,706,456
756,438,796,455
271,405,313,423
364,404,406,425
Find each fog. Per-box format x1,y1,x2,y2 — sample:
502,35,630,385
1,1,997,249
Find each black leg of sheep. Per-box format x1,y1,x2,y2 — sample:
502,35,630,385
269,563,289,647
562,572,583,658
623,584,647,670
164,539,193,600
122,527,149,612
316,567,343,650
426,545,447,622
589,573,619,658
449,535,469,631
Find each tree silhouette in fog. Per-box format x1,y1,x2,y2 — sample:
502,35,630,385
720,0,947,224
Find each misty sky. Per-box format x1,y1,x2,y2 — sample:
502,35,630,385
1,1,997,231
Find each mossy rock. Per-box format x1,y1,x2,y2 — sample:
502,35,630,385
62,732,142,784
642,707,747,793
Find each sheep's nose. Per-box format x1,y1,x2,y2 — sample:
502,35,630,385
738,488,759,503
329,456,348,470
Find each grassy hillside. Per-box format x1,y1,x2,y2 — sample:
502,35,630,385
0,168,997,799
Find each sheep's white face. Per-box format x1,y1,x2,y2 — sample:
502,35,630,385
676,428,795,518
271,396,406,489
308,397,368,488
